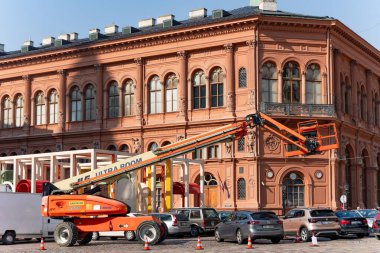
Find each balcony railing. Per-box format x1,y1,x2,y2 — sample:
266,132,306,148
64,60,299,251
260,102,336,117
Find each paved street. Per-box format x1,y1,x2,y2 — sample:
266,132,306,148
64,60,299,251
1,236,380,253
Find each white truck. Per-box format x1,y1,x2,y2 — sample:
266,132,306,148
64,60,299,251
0,192,60,244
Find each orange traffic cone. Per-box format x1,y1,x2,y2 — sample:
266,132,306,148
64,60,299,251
310,232,319,247
143,236,151,251
196,236,204,250
246,235,253,249
40,237,46,251
294,231,301,243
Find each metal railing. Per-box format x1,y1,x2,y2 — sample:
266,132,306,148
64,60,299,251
260,102,336,117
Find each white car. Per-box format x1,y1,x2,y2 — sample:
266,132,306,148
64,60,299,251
92,213,146,241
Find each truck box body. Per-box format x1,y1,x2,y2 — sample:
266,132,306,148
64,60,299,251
0,192,59,243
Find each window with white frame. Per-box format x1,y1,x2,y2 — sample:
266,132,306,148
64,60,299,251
84,84,95,120
210,67,224,107
2,96,12,128
165,74,178,112
306,64,322,104
124,80,135,116
149,76,162,114
192,70,206,109
207,145,220,159
49,90,58,124
109,81,120,118
71,86,81,122
35,92,46,125
15,95,24,127
261,62,278,103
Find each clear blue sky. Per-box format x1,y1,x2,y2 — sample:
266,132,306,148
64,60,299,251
0,0,379,52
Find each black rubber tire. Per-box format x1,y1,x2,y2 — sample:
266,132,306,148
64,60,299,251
190,226,199,237
2,231,15,245
376,235,380,240
92,232,100,241
300,227,310,242
110,237,118,240
157,222,168,244
54,222,78,247
77,232,92,245
330,235,339,240
271,237,281,244
215,229,224,242
136,221,162,245
236,229,244,245
124,231,136,241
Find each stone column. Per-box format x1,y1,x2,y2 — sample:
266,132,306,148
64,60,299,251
333,49,342,117
356,163,364,208
134,58,144,122
22,75,32,130
224,43,235,115
322,73,328,104
94,64,103,125
350,60,358,122
177,51,188,120
278,70,283,103
57,70,66,132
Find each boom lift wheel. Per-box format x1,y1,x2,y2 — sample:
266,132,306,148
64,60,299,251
77,232,93,245
136,221,161,245
54,222,78,247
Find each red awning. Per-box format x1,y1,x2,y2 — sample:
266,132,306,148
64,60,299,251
173,182,200,195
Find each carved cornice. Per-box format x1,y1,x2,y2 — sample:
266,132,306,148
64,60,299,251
0,20,256,70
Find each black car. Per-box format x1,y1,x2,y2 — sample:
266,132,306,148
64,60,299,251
335,210,368,238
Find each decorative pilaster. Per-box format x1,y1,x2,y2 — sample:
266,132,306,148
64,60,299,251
350,60,358,122
134,58,144,122
94,64,103,125
366,69,373,126
301,71,306,104
57,70,66,132
22,75,31,130
333,49,342,117
177,51,188,120
224,44,235,115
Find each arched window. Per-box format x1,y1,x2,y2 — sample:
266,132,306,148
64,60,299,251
149,76,161,114
2,96,12,128
71,86,81,122
238,67,247,88
15,95,24,127
109,81,119,118
148,142,159,151
84,84,95,120
261,62,278,103
282,61,300,104
124,80,135,116
237,178,246,200
282,172,304,208
210,67,224,107
48,90,58,124
192,70,206,109
162,141,171,147
306,64,321,104
344,77,351,114
35,92,46,125
119,144,129,152
165,74,178,112
107,145,117,151
360,86,366,121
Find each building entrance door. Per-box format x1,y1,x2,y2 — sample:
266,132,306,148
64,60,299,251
194,172,218,208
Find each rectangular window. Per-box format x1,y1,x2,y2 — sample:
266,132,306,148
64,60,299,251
193,149,203,159
207,145,220,159
49,103,58,124
16,107,24,127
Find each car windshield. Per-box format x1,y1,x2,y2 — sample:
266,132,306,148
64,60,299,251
202,209,218,219
335,211,361,218
250,212,279,220
175,213,189,221
310,210,335,217
357,209,378,218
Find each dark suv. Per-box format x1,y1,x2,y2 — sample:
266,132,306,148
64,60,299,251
172,207,220,236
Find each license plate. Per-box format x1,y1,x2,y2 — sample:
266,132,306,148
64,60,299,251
263,225,274,229
352,221,362,225
181,222,187,226
321,221,331,225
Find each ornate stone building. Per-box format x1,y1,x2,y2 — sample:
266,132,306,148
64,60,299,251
0,1,379,213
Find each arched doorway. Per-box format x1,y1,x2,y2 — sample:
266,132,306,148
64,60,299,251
282,172,305,210
195,172,218,208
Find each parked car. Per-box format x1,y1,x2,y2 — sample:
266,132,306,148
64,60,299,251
92,213,147,241
151,213,190,237
372,212,380,240
355,209,378,234
335,210,368,238
215,211,284,244
282,208,340,242
172,208,220,236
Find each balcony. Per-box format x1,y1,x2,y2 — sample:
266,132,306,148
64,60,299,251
260,102,336,117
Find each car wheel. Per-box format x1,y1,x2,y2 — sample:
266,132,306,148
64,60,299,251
125,231,136,241
271,237,281,244
236,229,244,245
92,232,100,241
376,235,380,240
190,226,199,237
356,234,364,239
215,229,223,242
330,235,338,240
2,231,15,245
300,227,310,242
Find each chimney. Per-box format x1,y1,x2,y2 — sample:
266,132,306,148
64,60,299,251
58,34,70,41
70,32,78,41
249,0,261,6
89,28,102,41
122,26,139,35
212,9,230,19
138,18,156,28
189,8,207,19
156,14,174,24
259,0,277,11
23,40,34,47
0,44,4,53
42,36,55,46
105,24,119,35
21,40,34,52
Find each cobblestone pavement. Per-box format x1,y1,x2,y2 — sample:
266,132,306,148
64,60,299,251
1,235,380,253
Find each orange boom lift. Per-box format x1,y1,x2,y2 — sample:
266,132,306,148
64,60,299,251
42,112,339,247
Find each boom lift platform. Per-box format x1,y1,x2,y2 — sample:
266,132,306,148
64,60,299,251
42,112,338,247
